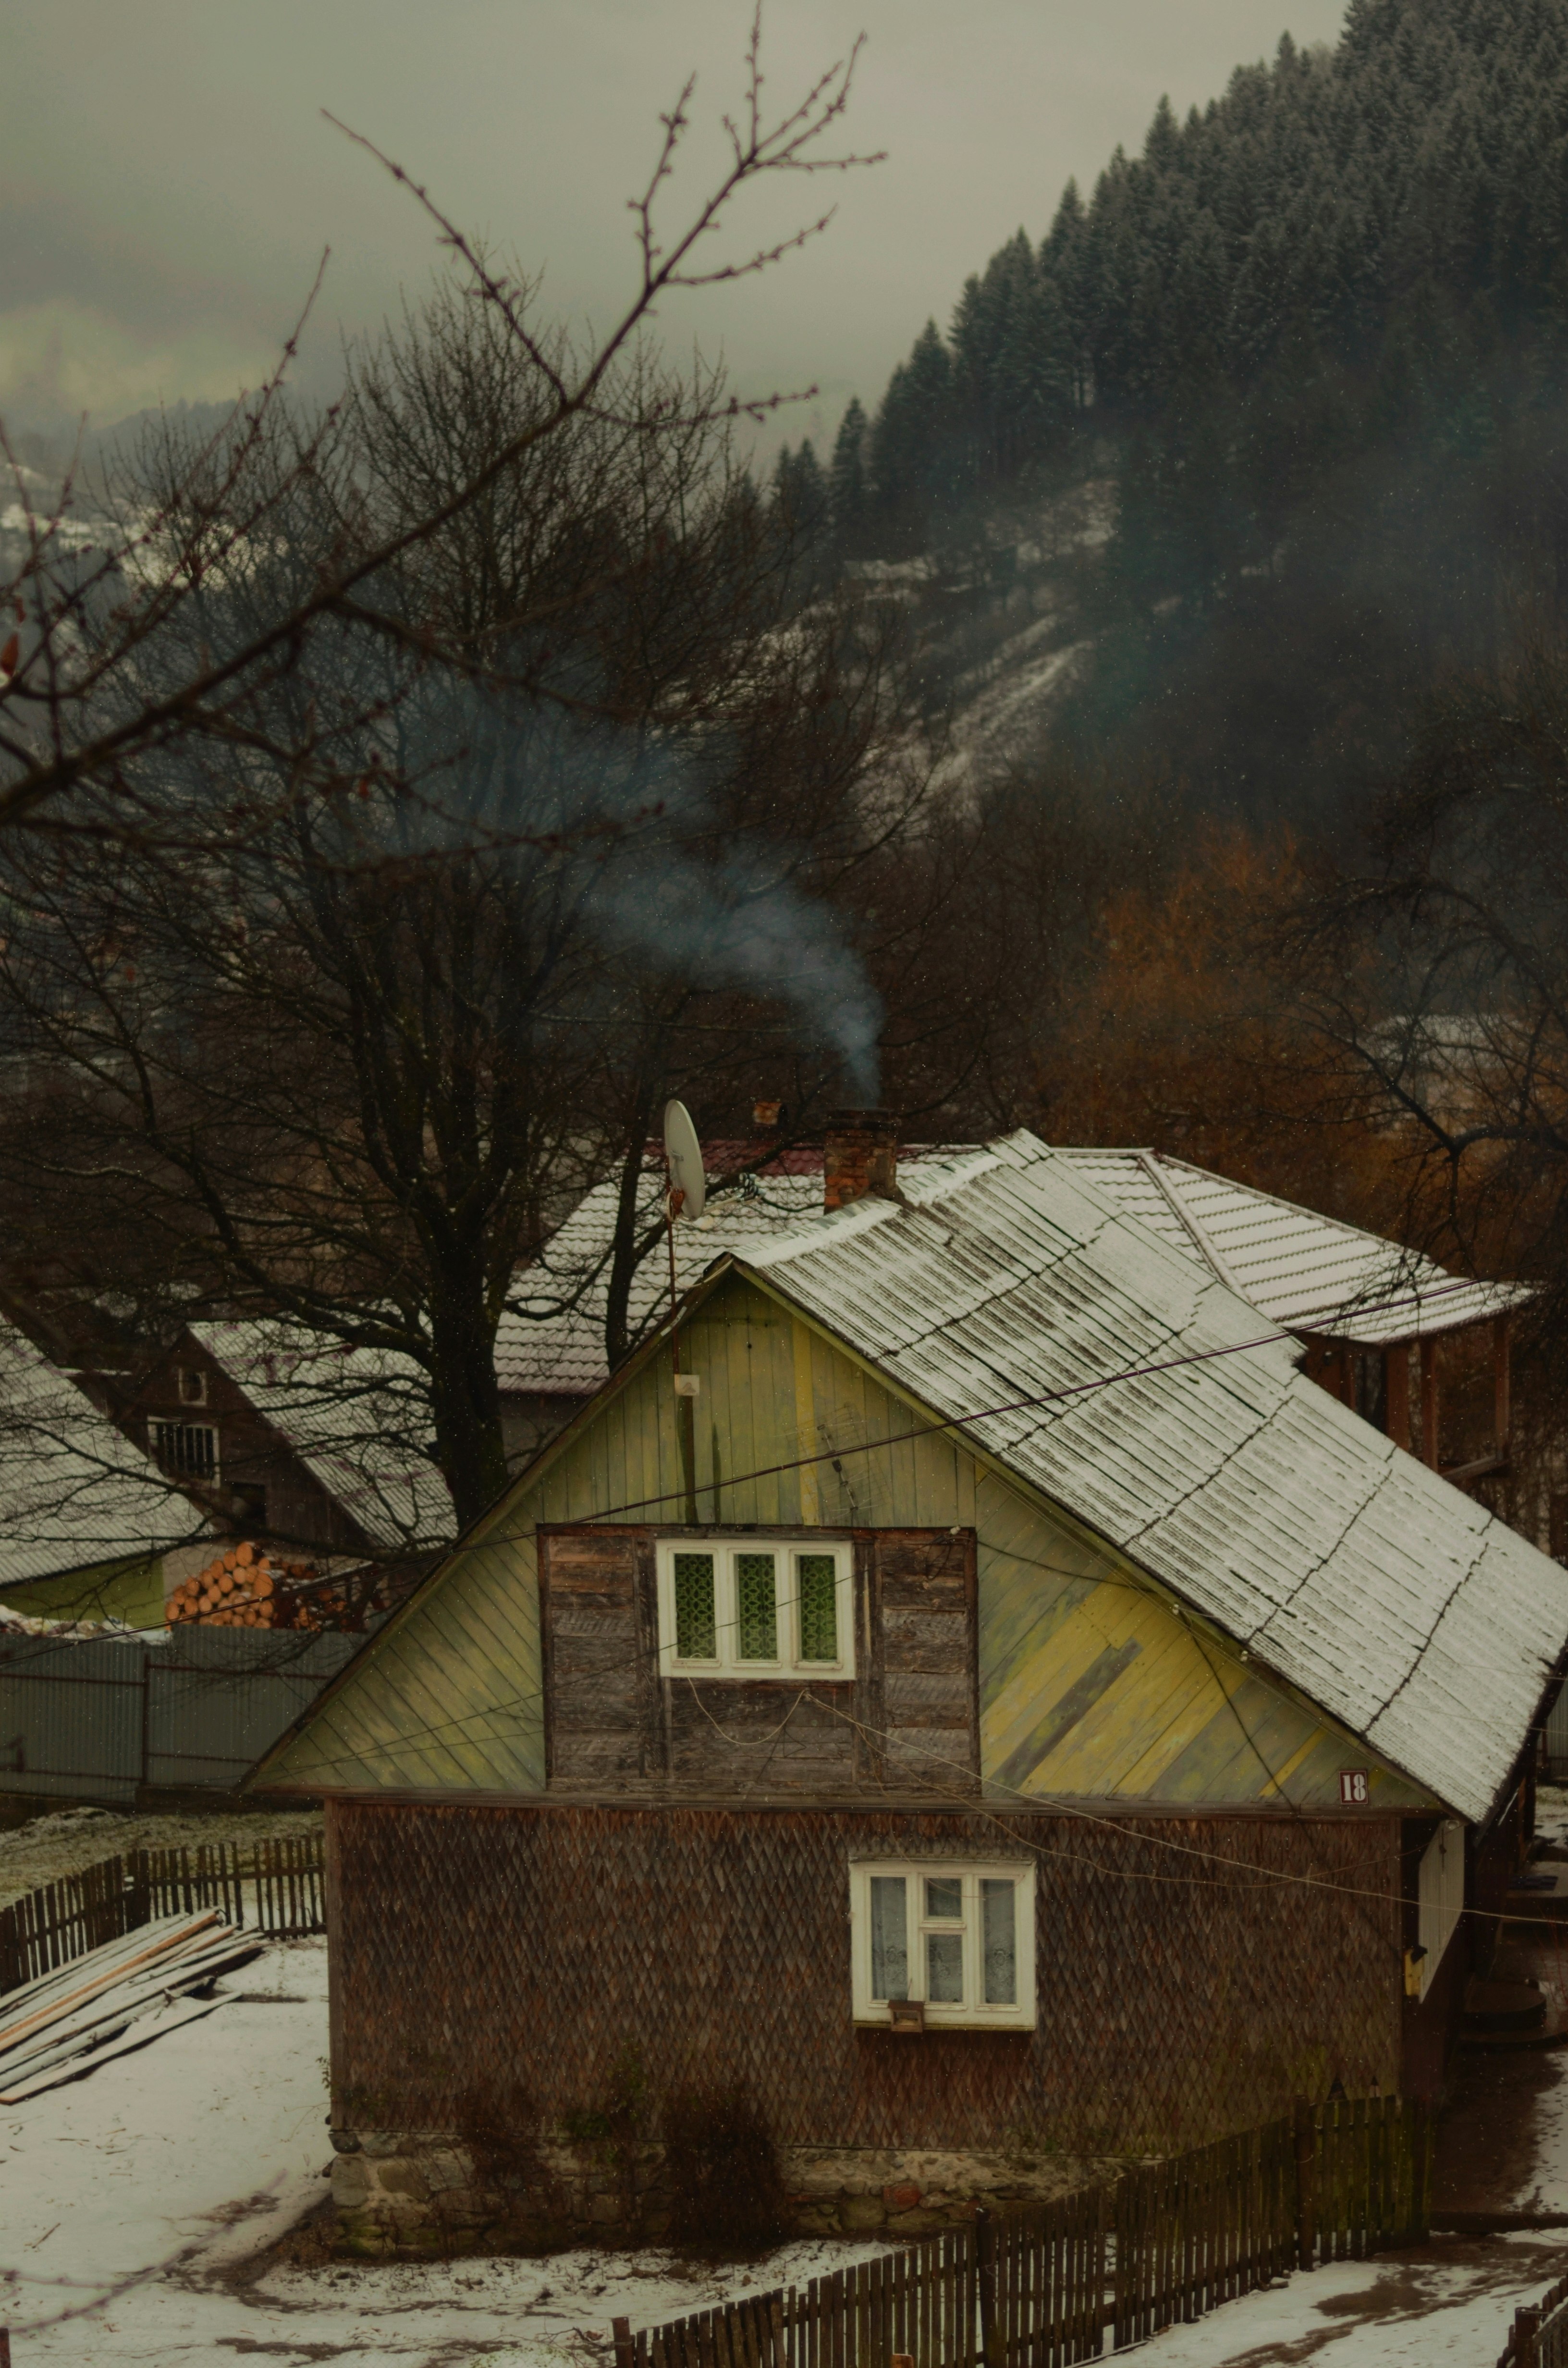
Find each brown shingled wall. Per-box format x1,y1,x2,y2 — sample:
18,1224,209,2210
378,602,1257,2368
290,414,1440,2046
327,1799,1401,2156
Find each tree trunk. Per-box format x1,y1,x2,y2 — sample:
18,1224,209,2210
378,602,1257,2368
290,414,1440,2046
426,1281,511,1530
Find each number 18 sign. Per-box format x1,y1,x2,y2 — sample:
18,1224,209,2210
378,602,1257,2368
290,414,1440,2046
1339,1770,1369,1805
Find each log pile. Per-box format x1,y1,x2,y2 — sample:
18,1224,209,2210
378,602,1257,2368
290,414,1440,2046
165,1542,384,1630
166,1542,310,1627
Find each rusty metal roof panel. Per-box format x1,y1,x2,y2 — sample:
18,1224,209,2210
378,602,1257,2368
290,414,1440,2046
743,1132,1568,1822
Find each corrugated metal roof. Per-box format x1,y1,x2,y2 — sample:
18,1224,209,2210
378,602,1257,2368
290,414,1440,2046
0,1326,196,1588
495,1142,1525,1402
739,1133,1568,1824
494,1147,977,1398
190,1322,453,1553
1053,1149,1529,1344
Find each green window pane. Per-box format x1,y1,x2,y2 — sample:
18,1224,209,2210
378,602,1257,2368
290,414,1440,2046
925,1875,962,1921
797,1554,839,1661
982,1878,1017,2005
673,1554,716,1659
735,1553,778,1659
870,1875,908,1999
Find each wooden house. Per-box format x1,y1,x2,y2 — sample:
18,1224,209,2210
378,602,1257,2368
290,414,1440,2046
106,1320,453,1590
255,1128,1568,2256
0,1319,203,1630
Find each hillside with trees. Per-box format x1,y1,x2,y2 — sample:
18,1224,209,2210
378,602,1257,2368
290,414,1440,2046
779,0,1568,826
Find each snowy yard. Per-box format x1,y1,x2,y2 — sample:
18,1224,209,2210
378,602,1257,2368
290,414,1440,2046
0,1933,888,2364
1,1923,1567,2363
0,1801,323,1909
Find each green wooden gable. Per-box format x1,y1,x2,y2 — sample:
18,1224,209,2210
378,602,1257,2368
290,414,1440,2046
256,1267,1434,1811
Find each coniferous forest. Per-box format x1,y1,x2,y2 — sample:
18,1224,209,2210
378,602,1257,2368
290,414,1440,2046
777,0,1568,826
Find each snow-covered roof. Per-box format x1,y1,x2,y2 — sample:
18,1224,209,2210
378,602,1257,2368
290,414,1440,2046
495,1138,1526,1400
731,1133,1568,1825
190,1322,453,1554
1052,1148,1528,1345
0,1325,198,1588
495,1146,978,1398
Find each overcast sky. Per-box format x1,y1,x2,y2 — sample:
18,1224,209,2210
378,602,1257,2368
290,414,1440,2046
5,0,1352,453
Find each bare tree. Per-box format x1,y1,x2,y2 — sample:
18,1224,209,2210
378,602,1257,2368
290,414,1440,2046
1298,627,1568,1330
0,14,877,854
0,276,923,1528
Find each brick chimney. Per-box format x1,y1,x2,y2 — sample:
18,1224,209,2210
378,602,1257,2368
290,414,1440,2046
823,1108,899,1211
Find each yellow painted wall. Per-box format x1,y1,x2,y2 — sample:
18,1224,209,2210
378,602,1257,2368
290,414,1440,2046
0,1554,166,1630
261,1271,1433,1810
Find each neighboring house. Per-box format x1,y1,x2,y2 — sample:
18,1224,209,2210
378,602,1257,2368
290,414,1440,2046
494,1122,975,1464
110,1321,453,1585
0,1320,205,1628
255,1128,1568,2255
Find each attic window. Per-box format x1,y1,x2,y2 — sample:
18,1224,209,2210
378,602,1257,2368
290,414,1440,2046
655,1537,854,1679
177,1367,207,1405
153,1420,218,1483
850,1861,1036,2030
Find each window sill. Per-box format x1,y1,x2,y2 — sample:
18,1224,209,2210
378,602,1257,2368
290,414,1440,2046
853,2013,1036,2034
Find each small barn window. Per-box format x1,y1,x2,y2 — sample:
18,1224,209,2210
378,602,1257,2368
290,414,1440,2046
152,1420,218,1482
655,1537,854,1679
851,1861,1036,2029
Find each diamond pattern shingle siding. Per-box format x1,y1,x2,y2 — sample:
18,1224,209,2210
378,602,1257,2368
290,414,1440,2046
331,1800,1402,2156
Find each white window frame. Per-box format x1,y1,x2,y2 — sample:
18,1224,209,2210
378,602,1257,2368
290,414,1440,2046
850,1860,1037,2030
654,1535,855,1680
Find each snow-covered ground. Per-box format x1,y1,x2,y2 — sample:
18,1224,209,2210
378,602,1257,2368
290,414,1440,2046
0,1801,323,1909
3,1921,1568,2363
0,1935,888,2363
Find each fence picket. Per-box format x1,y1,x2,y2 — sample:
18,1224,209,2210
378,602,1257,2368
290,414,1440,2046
622,2094,1424,2368
0,1830,327,1996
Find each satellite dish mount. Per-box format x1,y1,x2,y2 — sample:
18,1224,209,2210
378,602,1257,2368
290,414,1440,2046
662,1099,707,1384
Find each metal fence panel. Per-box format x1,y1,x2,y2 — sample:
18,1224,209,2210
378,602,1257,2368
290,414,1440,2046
0,1634,145,1802
145,1629,360,1788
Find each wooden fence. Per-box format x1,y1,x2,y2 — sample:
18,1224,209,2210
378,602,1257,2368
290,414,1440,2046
0,1834,326,1994
1498,2270,1568,2368
616,2097,1432,2368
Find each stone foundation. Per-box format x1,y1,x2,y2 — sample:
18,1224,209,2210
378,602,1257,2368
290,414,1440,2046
328,2131,1126,2258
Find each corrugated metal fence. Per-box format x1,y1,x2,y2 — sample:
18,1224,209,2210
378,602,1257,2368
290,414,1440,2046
0,1628,361,1801
622,2099,1430,2368
0,1833,326,1995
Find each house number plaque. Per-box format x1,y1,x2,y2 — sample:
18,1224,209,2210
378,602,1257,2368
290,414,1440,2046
1338,1770,1369,1804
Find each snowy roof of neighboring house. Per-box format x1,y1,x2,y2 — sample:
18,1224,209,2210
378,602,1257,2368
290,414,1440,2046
1050,1149,1530,1346
495,1138,1527,1400
190,1322,453,1554
494,1146,977,1399
0,1324,198,1588
732,1132,1568,1825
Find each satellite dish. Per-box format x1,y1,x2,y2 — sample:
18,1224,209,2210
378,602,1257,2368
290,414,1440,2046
662,1098,707,1221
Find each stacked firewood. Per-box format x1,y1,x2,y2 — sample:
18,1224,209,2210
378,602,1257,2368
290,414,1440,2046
165,1542,312,1627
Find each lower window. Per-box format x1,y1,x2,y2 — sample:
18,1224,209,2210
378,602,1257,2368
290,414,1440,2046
849,1860,1036,2030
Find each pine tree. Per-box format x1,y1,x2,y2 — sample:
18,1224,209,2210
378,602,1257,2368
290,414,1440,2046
829,398,871,557
870,321,957,551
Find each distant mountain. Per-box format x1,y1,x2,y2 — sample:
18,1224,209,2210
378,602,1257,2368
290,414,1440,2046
777,0,1568,831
